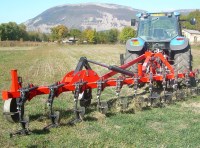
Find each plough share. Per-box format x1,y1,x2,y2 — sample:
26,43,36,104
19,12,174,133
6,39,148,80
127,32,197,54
2,51,200,137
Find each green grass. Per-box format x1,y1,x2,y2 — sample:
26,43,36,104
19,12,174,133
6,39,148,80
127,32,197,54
0,44,200,147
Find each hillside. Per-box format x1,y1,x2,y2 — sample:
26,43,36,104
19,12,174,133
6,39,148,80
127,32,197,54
24,3,199,33
24,3,144,33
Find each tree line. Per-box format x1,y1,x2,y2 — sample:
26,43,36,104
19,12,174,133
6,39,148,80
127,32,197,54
0,22,48,42
51,25,136,44
0,22,136,44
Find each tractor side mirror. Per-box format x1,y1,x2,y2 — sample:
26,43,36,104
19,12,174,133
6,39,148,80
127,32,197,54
190,18,196,25
131,19,136,26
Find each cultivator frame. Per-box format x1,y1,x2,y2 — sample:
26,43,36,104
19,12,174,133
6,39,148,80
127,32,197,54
2,51,200,137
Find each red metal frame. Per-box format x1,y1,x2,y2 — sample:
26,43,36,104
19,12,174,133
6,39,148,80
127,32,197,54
2,51,197,101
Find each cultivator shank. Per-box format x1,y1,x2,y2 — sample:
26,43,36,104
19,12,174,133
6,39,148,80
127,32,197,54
2,51,200,136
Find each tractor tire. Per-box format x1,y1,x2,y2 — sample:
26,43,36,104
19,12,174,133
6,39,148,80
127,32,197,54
173,47,192,73
124,51,140,74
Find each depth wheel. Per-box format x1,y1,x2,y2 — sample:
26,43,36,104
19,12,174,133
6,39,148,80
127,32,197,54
3,98,19,123
79,89,92,108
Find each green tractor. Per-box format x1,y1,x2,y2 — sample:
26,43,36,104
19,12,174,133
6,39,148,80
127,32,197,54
125,12,196,74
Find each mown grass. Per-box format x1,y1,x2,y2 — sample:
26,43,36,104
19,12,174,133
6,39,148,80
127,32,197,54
0,44,200,148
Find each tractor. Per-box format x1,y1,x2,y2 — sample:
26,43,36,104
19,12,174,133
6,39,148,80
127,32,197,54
125,12,196,75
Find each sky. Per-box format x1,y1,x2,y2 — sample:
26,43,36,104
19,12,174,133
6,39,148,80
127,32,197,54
0,0,199,24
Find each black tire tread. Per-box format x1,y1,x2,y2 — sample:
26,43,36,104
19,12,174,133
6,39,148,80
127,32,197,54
173,47,192,73
124,51,140,73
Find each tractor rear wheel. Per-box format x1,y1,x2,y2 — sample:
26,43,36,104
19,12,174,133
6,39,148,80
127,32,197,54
173,47,192,73
124,51,140,73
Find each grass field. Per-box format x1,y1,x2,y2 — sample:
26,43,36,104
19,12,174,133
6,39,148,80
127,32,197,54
0,44,200,148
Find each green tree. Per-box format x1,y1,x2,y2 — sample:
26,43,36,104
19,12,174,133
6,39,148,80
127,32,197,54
0,22,19,40
119,27,136,43
27,31,50,42
51,25,68,42
18,24,28,41
82,29,96,44
69,29,81,39
0,22,28,41
107,29,119,43
181,10,200,31
96,31,108,44
41,33,50,42
28,31,41,41
0,22,51,42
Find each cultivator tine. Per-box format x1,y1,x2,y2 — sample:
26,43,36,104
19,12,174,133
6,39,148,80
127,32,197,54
117,97,128,110
116,78,129,111
189,88,197,97
70,82,86,124
116,78,123,97
195,70,199,93
161,91,173,104
160,66,173,104
78,106,86,120
96,80,108,114
133,74,139,97
176,89,186,101
149,72,153,92
98,102,108,114
189,71,200,97
10,116,30,138
148,72,160,106
184,71,191,98
172,71,183,101
196,80,200,95
173,71,178,91
148,72,153,106
43,83,64,130
149,92,161,107
10,85,38,137
97,80,103,108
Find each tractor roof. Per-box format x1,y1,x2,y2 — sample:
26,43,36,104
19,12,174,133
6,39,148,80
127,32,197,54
136,12,180,18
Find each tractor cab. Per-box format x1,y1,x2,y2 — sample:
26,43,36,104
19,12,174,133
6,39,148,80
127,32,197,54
136,12,181,42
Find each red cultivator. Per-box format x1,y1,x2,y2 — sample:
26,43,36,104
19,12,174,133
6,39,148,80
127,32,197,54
2,51,200,137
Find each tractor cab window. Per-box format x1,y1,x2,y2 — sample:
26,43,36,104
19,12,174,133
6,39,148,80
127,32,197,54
138,16,178,41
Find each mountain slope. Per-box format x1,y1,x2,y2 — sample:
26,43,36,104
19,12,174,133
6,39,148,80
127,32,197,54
25,3,145,33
